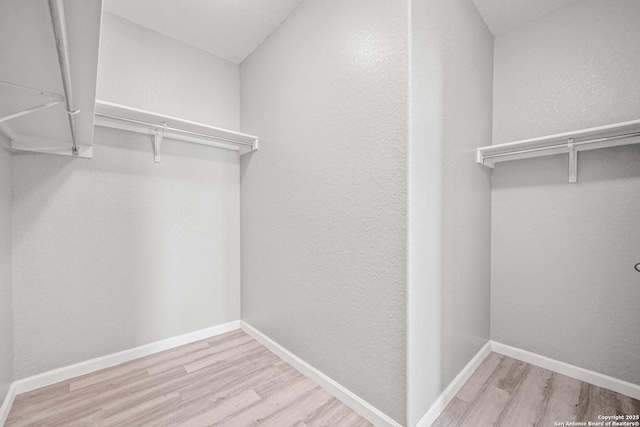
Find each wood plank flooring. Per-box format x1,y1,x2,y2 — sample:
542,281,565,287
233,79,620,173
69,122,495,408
434,352,640,427
6,330,373,427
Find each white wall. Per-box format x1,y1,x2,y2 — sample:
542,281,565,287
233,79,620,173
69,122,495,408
12,129,241,378
240,0,408,423
0,139,12,404
408,0,493,424
492,0,640,385
12,14,242,379
98,12,240,130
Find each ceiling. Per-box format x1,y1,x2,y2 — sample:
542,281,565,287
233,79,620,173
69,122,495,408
104,0,304,65
472,0,581,35
105,0,584,63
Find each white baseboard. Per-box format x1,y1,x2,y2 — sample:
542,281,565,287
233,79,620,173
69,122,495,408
240,321,403,427
12,320,240,395
414,341,492,427
491,341,640,401
414,341,640,427
5,326,638,427
0,383,17,427
0,321,240,424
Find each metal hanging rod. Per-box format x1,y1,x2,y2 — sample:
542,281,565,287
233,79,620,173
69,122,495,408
94,100,260,162
476,119,640,183
482,131,640,160
48,0,80,156
95,112,255,146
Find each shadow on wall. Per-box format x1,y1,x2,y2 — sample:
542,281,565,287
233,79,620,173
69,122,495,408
492,144,640,189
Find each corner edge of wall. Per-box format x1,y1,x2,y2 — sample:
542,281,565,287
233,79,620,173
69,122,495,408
413,340,492,427
240,320,404,427
0,382,17,426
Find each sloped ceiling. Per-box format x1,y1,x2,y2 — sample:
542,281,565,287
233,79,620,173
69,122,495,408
106,0,586,62
472,0,581,35
104,0,304,64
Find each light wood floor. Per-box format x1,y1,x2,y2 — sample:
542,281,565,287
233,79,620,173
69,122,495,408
434,352,640,427
6,330,373,427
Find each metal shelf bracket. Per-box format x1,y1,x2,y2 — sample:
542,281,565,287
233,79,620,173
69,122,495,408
153,122,167,163
567,138,577,183
0,99,64,124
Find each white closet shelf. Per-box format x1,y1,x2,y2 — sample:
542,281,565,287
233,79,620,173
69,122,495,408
476,119,640,182
94,100,259,163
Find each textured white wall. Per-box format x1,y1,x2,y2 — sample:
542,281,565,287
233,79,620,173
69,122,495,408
12,128,241,378
12,14,242,379
240,0,408,423
408,0,493,424
492,0,640,385
97,12,240,130
0,140,12,404
493,0,640,143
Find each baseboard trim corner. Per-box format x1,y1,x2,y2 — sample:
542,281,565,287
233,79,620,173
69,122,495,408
491,341,640,401
12,320,240,396
414,340,492,427
240,321,403,427
0,383,17,426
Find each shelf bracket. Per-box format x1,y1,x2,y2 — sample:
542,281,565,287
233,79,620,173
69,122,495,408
0,80,64,100
153,122,166,163
0,99,63,123
568,138,577,183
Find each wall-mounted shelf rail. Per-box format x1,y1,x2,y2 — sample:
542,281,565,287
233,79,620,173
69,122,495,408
94,101,259,162
476,119,640,182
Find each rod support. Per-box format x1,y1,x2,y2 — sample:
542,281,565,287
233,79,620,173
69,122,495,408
0,99,63,123
568,138,577,183
153,122,167,163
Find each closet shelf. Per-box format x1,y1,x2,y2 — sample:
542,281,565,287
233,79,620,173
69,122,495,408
94,101,259,163
476,119,640,182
